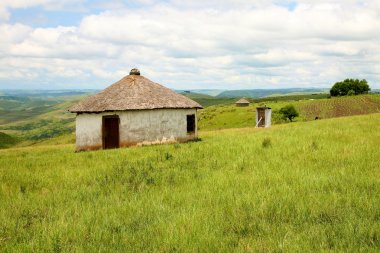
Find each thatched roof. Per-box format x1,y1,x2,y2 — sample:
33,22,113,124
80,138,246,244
235,98,250,104
69,73,202,113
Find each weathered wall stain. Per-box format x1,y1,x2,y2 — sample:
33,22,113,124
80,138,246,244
75,108,198,151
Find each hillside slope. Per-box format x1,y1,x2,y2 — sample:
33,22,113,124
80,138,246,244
297,95,380,120
198,94,380,130
1,114,380,252
181,92,237,107
0,132,18,148
0,96,80,144
217,88,327,98
1,94,379,147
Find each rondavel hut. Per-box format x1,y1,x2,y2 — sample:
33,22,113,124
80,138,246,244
235,98,250,107
69,69,203,151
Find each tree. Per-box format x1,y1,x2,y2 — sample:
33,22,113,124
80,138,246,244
279,105,299,122
330,79,370,96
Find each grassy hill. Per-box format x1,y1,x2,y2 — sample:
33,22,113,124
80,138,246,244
217,88,328,98
0,97,61,125
298,94,380,120
181,92,330,108
1,93,379,148
1,113,379,252
0,95,82,145
198,94,380,130
0,132,18,148
177,89,226,96
180,92,237,107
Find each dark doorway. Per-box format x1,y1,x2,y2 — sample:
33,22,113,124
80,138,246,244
187,114,195,133
258,109,265,127
103,116,120,149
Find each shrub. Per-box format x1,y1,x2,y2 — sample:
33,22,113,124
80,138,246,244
271,110,287,124
262,137,271,148
279,105,299,122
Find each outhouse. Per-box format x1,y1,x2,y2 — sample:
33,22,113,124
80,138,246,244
256,106,272,128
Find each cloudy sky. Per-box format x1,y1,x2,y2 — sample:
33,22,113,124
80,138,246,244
0,0,379,90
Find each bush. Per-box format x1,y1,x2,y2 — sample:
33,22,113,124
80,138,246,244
262,138,271,148
330,79,370,96
279,105,299,122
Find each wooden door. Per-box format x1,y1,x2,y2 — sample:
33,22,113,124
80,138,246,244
103,116,120,149
258,109,265,127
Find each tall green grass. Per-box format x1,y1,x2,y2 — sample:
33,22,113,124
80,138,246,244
198,94,380,131
1,113,380,252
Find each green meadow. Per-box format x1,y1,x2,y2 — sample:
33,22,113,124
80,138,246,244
198,94,380,130
1,113,379,252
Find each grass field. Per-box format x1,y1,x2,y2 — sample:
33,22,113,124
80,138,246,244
198,94,380,130
1,113,379,252
297,95,380,120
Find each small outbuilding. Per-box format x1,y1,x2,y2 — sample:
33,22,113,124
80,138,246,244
69,69,203,151
235,98,250,107
256,106,272,128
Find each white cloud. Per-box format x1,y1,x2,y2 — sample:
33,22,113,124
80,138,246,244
0,7,10,21
0,0,380,89
0,0,86,10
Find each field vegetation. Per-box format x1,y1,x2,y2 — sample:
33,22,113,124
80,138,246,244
180,92,237,107
216,88,327,98
1,93,379,148
1,114,379,252
0,95,81,146
297,94,380,120
198,94,380,130
0,132,18,149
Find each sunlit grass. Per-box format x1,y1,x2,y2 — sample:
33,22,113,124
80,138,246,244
198,94,380,130
0,113,380,252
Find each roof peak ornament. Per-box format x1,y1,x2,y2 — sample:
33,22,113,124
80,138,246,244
130,68,140,75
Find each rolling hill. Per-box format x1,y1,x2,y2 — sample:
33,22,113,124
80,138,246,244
0,93,379,148
217,88,328,98
180,92,237,107
177,88,329,98
198,94,380,130
0,132,18,148
0,95,80,145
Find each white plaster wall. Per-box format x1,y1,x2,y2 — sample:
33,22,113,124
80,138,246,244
118,109,197,145
75,109,197,150
265,109,272,128
76,113,103,149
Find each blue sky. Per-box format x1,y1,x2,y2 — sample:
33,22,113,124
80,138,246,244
0,0,379,90
10,7,84,27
